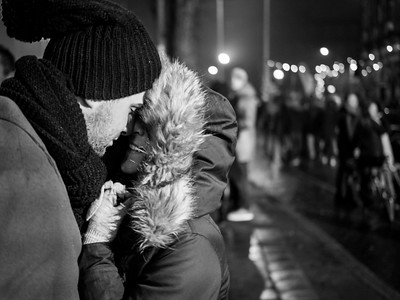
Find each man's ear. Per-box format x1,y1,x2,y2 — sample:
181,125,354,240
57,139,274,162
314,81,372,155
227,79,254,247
77,97,102,112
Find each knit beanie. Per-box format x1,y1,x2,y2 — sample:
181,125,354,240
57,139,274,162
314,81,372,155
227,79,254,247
1,0,162,100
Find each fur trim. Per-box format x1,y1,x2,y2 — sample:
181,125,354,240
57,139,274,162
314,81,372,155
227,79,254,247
127,53,207,251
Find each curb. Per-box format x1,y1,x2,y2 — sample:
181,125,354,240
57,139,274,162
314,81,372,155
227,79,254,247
276,186,400,300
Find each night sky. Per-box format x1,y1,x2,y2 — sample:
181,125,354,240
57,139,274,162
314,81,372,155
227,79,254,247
197,0,364,92
0,0,365,93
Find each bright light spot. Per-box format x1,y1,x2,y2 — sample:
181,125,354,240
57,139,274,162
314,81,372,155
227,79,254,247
291,65,298,73
218,53,230,64
350,63,358,71
361,70,368,77
327,85,336,94
320,47,329,56
384,108,390,114
332,70,339,77
208,66,218,75
373,63,380,71
320,64,327,72
320,73,327,79
299,65,306,73
267,60,275,67
369,53,375,61
275,62,282,69
347,57,353,64
315,66,322,73
339,63,345,70
282,63,290,71
387,45,393,52
273,69,285,80
333,64,340,71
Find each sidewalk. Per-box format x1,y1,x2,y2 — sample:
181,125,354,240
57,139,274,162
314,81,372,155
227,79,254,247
220,146,400,300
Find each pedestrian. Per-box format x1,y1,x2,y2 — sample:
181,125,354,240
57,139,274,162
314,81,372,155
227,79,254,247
0,44,15,83
334,92,361,214
353,101,395,216
79,56,231,299
303,95,324,162
321,94,340,167
226,67,258,222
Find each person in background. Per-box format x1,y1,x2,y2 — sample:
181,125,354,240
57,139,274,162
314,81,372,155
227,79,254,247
226,67,258,222
353,100,395,224
321,94,340,167
0,44,15,83
334,92,361,215
79,56,230,299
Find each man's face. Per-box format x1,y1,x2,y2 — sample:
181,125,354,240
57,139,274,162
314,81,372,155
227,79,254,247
84,92,145,156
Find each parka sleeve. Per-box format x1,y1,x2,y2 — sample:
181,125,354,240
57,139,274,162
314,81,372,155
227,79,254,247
192,87,238,217
78,243,125,300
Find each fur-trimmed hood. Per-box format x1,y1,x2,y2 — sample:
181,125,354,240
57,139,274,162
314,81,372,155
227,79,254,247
127,54,207,252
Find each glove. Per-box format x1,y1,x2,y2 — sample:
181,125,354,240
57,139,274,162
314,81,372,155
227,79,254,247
83,180,132,244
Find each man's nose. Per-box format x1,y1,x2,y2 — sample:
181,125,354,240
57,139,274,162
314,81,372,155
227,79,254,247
121,113,135,136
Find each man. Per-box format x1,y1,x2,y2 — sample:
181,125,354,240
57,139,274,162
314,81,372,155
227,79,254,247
0,0,161,299
0,0,236,299
0,44,15,83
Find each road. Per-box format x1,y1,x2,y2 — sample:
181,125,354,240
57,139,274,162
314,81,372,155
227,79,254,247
219,144,400,300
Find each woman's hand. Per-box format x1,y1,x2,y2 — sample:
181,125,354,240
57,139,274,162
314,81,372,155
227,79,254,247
83,181,133,244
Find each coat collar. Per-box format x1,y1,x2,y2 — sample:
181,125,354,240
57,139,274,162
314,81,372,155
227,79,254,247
126,53,207,251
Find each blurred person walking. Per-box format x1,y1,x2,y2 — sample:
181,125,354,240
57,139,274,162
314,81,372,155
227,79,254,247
334,92,361,214
321,94,340,167
284,91,304,166
226,67,258,222
303,95,324,162
353,101,395,224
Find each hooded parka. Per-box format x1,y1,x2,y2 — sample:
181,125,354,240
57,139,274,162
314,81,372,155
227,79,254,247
79,55,236,300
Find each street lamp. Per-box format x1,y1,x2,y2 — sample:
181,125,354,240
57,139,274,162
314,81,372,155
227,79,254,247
320,47,329,56
218,52,230,64
208,66,219,75
273,69,284,80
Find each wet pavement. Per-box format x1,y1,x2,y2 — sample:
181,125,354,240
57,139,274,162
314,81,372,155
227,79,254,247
219,143,400,300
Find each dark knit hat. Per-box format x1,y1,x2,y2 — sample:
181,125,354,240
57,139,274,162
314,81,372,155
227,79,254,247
2,0,161,100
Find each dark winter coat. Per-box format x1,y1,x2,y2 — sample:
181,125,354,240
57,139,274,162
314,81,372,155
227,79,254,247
79,56,236,300
353,117,388,167
0,96,82,300
336,105,359,161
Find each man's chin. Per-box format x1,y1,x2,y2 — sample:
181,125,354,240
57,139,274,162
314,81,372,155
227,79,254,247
92,145,108,157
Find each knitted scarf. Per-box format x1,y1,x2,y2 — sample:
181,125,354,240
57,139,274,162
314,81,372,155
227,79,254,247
0,56,107,230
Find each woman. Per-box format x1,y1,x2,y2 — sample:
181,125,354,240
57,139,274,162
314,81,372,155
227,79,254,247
353,101,395,210
79,55,230,300
226,67,258,222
